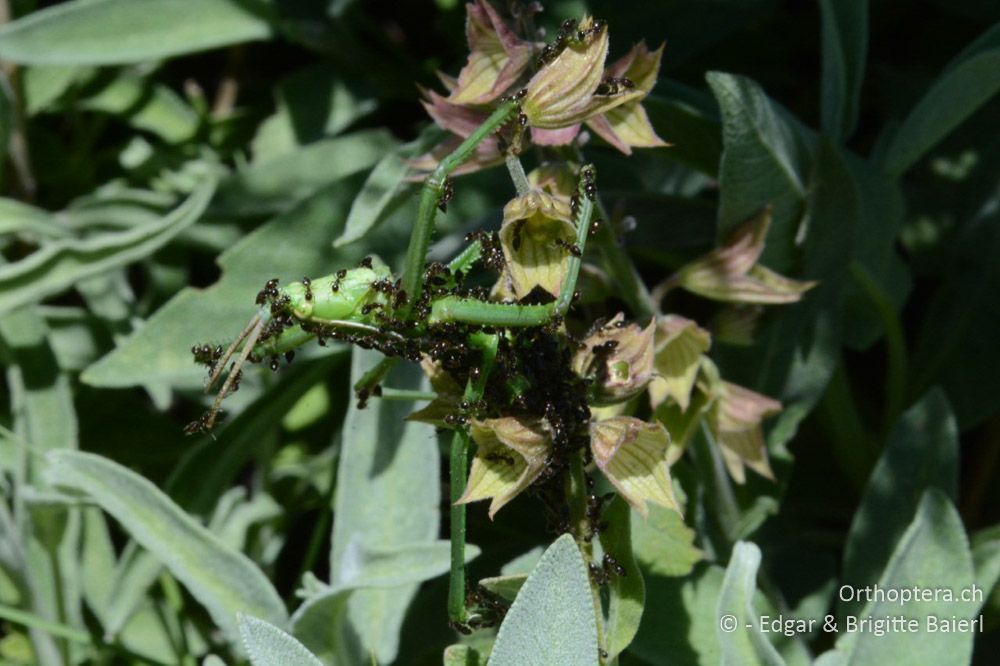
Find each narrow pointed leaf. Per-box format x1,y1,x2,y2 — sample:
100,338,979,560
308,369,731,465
46,450,288,646
0,180,214,317
0,0,273,65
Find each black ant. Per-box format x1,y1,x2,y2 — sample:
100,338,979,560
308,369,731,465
594,76,635,96
437,177,454,213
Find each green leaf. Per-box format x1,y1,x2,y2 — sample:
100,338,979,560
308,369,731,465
347,541,480,587
81,181,367,388
328,350,441,664
22,65,93,115
819,490,976,665
600,497,645,661
716,542,785,666
840,390,958,617
911,193,1000,427
705,71,809,270
818,0,868,141
443,643,484,666
0,179,214,318
478,574,527,602
645,84,722,177
632,502,703,577
78,73,199,143
210,129,396,217
251,66,378,164
490,534,599,666
0,198,68,241
239,614,323,666
333,129,440,248
0,0,273,65
289,587,355,665
880,22,1000,176
0,308,77,462
290,541,478,662
45,450,288,647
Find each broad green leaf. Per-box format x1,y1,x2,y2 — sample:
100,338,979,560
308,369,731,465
329,350,440,664
490,534,599,666
251,66,377,164
291,541,479,661
0,308,77,463
818,0,868,141
444,643,484,666
911,194,1000,427
78,74,199,143
820,490,976,665
81,181,367,388
289,587,355,665
345,540,479,587
478,574,527,602
45,450,288,646
705,71,809,270
22,65,93,115
971,535,1000,616
168,355,346,515
716,541,785,666
79,508,116,625
239,614,323,666
102,549,162,639
210,130,396,216
645,84,722,177
600,497,645,661
841,390,959,616
0,179,214,317
632,502,703,577
0,0,273,65
880,22,1000,176
333,129,441,248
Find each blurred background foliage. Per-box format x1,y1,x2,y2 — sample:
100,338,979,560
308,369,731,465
0,0,998,664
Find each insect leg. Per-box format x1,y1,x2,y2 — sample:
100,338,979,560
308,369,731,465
399,101,518,319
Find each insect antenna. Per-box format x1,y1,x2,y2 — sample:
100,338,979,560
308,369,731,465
202,314,266,431
205,314,263,393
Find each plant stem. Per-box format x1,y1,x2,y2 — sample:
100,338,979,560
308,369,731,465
447,333,499,625
567,454,608,663
447,427,472,624
505,153,531,196
401,101,517,316
848,261,908,441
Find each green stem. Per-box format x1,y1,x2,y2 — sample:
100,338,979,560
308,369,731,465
378,388,437,401
447,427,472,624
848,262,908,441
505,153,531,196
447,333,499,626
568,455,607,663
555,178,595,316
401,101,517,315
447,239,482,275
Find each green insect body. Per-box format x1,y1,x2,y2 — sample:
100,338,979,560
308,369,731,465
279,265,392,322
